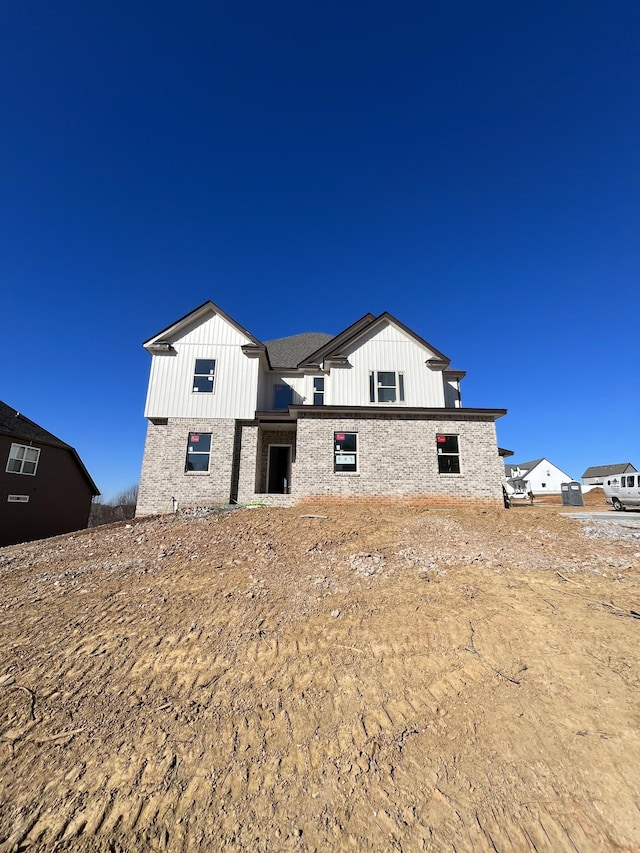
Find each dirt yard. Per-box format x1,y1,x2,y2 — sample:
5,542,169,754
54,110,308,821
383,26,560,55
1,501,639,852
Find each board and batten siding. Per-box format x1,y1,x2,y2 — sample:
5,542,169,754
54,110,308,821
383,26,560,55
257,373,307,411
144,312,260,419
328,321,446,408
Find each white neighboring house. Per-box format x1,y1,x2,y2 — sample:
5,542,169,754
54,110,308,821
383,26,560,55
504,458,574,497
136,300,509,515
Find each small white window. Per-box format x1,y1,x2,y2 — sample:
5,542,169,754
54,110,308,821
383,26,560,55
313,376,325,406
6,444,40,476
193,359,216,393
8,495,29,503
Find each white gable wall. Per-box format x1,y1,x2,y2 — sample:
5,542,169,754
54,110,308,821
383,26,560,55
328,321,446,407
144,312,260,419
521,459,574,495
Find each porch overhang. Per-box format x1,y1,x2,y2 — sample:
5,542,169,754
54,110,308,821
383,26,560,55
288,405,507,422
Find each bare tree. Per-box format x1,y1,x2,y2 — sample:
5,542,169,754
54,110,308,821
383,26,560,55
88,483,139,527
110,483,139,507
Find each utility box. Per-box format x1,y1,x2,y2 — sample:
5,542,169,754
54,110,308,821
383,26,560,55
561,481,584,506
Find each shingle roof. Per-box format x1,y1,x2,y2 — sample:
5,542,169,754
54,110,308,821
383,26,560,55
503,458,544,476
582,463,637,478
0,401,100,494
0,401,71,449
265,333,334,369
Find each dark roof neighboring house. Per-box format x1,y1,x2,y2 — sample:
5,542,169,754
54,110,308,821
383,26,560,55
582,463,637,479
0,401,100,495
264,333,334,369
504,458,544,477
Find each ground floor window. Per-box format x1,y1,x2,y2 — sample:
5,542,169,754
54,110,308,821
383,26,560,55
436,434,460,473
185,433,212,472
334,432,357,472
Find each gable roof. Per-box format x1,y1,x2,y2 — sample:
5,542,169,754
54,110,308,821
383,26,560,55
264,333,334,369
144,303,454,372
0,401,100,495
504,458,545,476
301,312,451,369
582,463,637,478
143,300,265,352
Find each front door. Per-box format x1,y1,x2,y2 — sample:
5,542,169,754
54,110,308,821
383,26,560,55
267,445,291,494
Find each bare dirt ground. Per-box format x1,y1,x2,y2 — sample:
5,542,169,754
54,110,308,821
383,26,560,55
1,500,639,852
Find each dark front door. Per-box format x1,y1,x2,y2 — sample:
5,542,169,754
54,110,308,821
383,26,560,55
267,446,290,494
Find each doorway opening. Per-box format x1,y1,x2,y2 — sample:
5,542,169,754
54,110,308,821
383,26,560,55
267,445,291,494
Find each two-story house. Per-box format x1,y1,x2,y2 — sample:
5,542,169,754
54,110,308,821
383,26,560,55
1,401,99,546
136,301,507,515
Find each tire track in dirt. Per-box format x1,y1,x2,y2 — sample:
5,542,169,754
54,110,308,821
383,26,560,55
2,505,640,850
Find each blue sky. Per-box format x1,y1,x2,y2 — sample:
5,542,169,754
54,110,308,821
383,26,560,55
1,1,638,500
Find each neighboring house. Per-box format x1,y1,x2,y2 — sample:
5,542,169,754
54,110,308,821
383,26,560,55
0,402,100,547
137,301,507,514
582,463,637,486
504,458,573,496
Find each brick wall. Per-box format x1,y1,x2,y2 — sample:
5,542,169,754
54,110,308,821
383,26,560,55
292,413,504,501
137,418,237,515
137,412,505,514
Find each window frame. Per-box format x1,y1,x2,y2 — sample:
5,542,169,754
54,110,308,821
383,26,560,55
312,376,325,406
436,434,460,474
334,431,358,473
369,370,405,404
6,443,41,476
184,432,212,473
192,358,216,394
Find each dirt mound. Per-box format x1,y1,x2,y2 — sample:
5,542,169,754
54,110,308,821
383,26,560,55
1,502,639,851
531,487,606,507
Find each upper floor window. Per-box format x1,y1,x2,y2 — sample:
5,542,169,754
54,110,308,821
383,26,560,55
185,433,211,472
436,434,460,474
369,371,405,404
334,432,357,472
6,443,40,476
193,359,216,393
274,383,293,410
313,377,325,405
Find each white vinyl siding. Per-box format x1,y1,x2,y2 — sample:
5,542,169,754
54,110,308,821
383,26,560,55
328,321,446,407
144,312,260,419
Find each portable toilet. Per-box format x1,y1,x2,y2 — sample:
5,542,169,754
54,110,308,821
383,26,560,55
561,481,584,506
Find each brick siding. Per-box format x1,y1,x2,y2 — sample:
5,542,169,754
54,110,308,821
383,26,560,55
137,418,236,515
293,412,504,502
138,412,504,515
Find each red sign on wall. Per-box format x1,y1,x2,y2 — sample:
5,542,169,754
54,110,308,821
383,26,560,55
191,434,200,442
336,434,345,441
436,435,446,443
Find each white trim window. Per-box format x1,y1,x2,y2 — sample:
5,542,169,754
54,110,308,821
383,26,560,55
313,376,325,406
185,433,212,472
8,495,29,503
6,443,40,475
334,432,357,472
192,359,216,393
436,434,460,474
369,371,405,404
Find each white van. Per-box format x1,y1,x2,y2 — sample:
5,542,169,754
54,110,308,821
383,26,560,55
604,474,640,511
